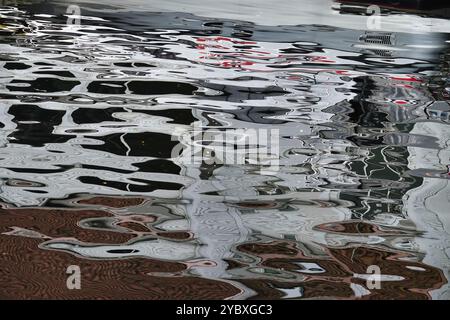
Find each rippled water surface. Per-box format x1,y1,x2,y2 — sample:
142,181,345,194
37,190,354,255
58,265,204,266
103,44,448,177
1,0,450,299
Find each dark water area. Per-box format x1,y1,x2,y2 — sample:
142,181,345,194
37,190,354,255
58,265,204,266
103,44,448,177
0,0,449,299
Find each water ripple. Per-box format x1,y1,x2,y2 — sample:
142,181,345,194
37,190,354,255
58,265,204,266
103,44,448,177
0,1,449,299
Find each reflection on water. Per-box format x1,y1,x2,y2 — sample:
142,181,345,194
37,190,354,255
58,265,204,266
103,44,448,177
0,0,449,299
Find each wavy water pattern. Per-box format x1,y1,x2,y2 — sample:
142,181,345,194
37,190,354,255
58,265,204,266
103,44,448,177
0,1,449,299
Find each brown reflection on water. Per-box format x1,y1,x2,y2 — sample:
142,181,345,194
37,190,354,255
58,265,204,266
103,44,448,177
241,241,446,299
78,197,146,208
0,196,446,299
0,199,239,299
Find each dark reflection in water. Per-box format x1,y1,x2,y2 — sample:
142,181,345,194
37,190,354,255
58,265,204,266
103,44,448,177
0,0,449,299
